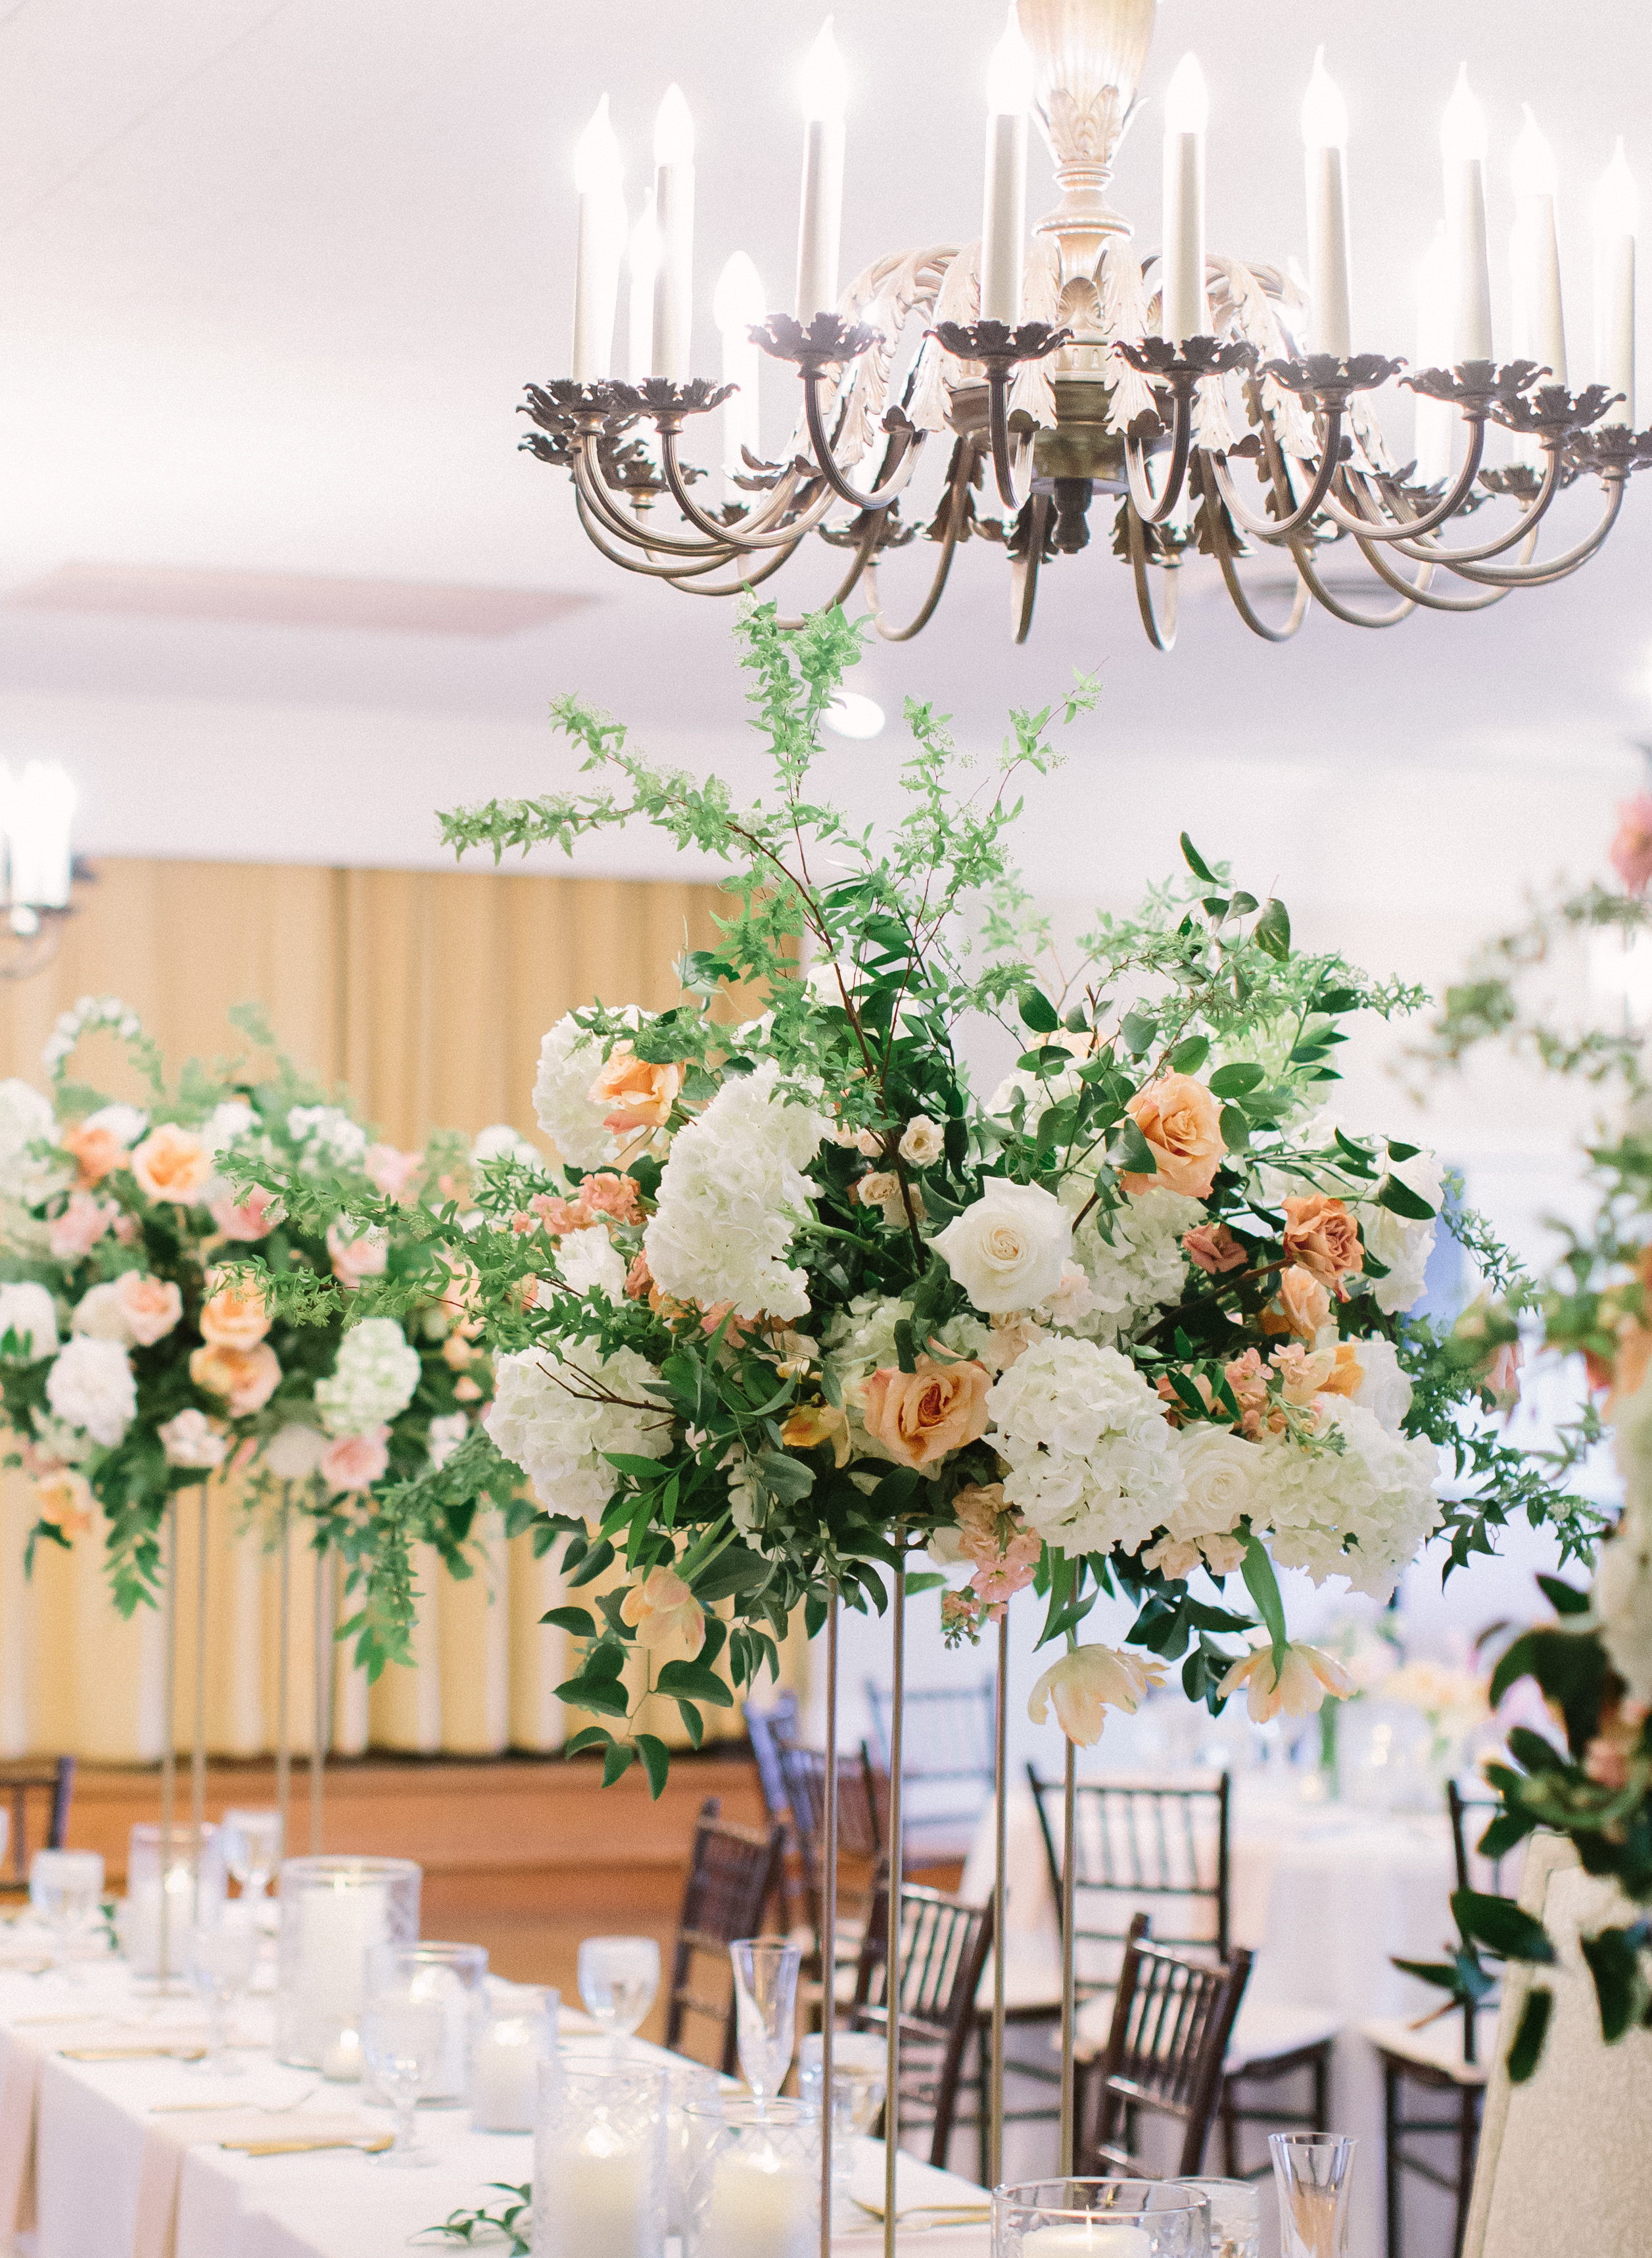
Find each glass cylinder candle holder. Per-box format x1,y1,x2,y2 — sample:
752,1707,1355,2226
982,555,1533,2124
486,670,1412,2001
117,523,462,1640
665,2058,720,2236
275,1854,420,2068
682,2097,820,2258
471,1980,558,2133
798,2030,885,2228
993,2180,1211,2258
364,1941,486,2104
533,2055,669,2258
1172,2176,1262,2258
122,1824,225,1981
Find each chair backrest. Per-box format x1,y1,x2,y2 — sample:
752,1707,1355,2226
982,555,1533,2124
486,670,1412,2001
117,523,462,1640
664,1796,787,2075
866,1677,996,1794
779,1741,885,1952
849,1873,995,2169
1083,1911,1254,2179
1028,1765,1229,1998
0,1759,75,1890
744,1693,801,1825
1447,1778,1513,2066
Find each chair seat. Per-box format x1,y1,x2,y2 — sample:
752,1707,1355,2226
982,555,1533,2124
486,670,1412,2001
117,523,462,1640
1362,2013,1492,2087
974,1931,1066,2017
1062,1989,1341,2068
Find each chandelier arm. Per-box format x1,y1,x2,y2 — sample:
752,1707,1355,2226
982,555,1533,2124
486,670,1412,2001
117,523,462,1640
862,443,976,644
1338,526,1525,613
1198,485,1311,642
1010,494,1050,648
573,436,801,563
571,488,761,580
1311,423,1493,543
655,432,839,551
801,372,924,513
1336,454,1565,567
986,373,1032,514
773,517,889,629
1201,418,1346,544
664,540,811,598
1123,394,1194,528
1125,501,1180,652
1373,475,1624,585
1290,540,1425,626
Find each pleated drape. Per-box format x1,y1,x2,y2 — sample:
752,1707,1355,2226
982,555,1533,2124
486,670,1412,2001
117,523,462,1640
0,856,801,1760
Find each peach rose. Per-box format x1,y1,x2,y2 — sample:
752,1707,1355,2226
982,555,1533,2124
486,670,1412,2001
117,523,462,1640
189,1339,281,1414
116,1271,183,1347
34,1468,93,1537
210,1185,282,1242
578,1172,644,1225
1319,1342,1366,1400
320,1428,389,1493
1272,1264,1331,1341
859,1355,991,1470
587,1044,683,1134
130,1122,214,1205
1122,1074,1226,1198
199,1274,270,1351
61,1122,126,1188
49,1191,117,1262
1183,1222,1248,1275
327,1222,389,1289
619,1564,705,1654
364,1144,423,1199
1611,792,1652,896
1282,1194,1363,1297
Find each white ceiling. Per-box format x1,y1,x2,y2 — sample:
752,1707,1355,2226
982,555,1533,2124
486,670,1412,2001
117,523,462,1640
0,0,1647,926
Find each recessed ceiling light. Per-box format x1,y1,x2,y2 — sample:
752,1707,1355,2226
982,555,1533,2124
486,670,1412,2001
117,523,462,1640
823,692,885,740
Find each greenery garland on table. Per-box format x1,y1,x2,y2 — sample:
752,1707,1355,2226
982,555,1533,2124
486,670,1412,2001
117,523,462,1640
209,603,1587,1786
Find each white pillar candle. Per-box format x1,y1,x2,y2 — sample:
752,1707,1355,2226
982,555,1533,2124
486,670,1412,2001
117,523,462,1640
626,195,659,384
124,1865,193,1979
699,2152,815,2258
1301,47,1352,358
1160,53,1209,345
293,1878,388,2035
471,2019,539,2132
1022,2226,1152,2257
408,1962,469,2099
794,18,847,323
713,251,766,495
980,7,1033,325
1441,64,1494,362
1415,220,1456,482
571,95,624,383
556,2147,651,2258
321,2027,363,2081
1594,137,1639,427
649,84,695,381
1511,107,1567,387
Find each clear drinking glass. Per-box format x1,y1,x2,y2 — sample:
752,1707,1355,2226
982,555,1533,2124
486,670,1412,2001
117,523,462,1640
220,1808,282,1900
30,1849,104,1979
798,2029,885,2225
1271,2134,1357,2258
1172,2176,1262,2258
185,1917,258,2075
365,1940,487,2104
728,1937,800,2103
577,1934,661,2049
360,1984,445,2168
992,2179,1210,2258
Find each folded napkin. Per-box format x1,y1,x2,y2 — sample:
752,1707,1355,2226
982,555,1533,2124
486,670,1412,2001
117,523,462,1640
134,2107,386,2258
0,2033,40,2244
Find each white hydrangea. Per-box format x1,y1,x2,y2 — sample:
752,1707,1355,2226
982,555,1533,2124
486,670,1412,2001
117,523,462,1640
987,1335,1184,1556
83,1103,147,1149
532,1017,618,1172
45,1334,137,1448
484,1340,671,1517
472,1122,547,1174
557,1224,628,1301
315,1316,423,1436
287,1105,369,1171
644,1061,828,1321
0,1281,58,1362
1062,1184,1203,1346
1595,1500,1652,1704
1358,1147,1444,1316
263,1421,327,1480
1256,1401,1440,1599
202,1101,255,1155
426,1411,471,1472
0,1079,63,1207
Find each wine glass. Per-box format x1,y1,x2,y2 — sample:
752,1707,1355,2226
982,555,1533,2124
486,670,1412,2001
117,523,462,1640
799,2028,885,2224
360,1985,445,2167
577,1934,661,2051
220,1808,281,1903
185,1917,258,2076
729,1936,800,2103
30,1849,104,1981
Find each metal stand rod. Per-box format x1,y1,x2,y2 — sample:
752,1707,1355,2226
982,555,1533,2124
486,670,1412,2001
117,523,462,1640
191,1489,208,1919
158,1501,177,1991
1059,1736,1077,2178
818,1581,838,2258
883,1552,905,2258
989,1612,1009,2192
310,1544,329,1854
275,1491,291,1858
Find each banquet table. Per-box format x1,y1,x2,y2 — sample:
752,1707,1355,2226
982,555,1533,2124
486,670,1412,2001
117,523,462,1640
0,1942,991,2258
961,1769,1471,2258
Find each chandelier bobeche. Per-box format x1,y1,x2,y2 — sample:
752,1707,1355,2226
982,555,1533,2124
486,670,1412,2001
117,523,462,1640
537,0,1647,648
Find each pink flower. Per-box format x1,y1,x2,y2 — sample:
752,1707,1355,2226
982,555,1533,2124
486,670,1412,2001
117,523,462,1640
327,1221,389,1288
969,1529,1042,1606
1183,1222,1248,1276
364,1145,423,1199
112,1214,140,1245
210,1185,283,1242
130,1123,213,1205
319,1428,390,1493
116,1272,183,1347
49,1192,117,1262
1611,793,1652,895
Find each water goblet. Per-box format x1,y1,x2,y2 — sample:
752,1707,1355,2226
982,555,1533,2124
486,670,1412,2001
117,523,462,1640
185,1916,258,2076
220,1808,281,1902
577,1934,661,2052
799,2028,885,2224
729,1936,800,2104
360,1986,445,2167
30,1849,104,1981
1271,2134,1357,2258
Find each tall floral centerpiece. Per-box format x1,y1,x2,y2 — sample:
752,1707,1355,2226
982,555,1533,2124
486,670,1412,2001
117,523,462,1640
225,606,1584,1790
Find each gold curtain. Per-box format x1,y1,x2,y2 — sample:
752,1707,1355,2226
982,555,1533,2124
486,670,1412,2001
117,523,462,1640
0,857,799,1762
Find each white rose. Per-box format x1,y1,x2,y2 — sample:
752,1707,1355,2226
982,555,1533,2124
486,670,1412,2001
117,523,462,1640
158,1409,227,1470
933,1181,1073,1316
1166,1424,1260,1541
0,1281,58,1362
897,1116,945,1167
1351,1335,1413,1435
83,1103,148,1149
72,1280,137,1343
264,1422,328,1481
45,1335,137,1448
557,1224,628,1300
1363,1149,1443,1316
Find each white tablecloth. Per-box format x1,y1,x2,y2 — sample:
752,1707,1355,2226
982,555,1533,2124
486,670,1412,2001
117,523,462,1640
0,1943,989,2258
961,1772,1470,2258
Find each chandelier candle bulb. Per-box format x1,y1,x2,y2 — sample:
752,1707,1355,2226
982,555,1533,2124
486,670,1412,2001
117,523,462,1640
1301,49,1352,356
1161,53,1209,343
1594,137,1638,427
1441,63,1494,362
4,761,76,911
627,195,659,385
795,18,847,322
713,251,766,493
980,6,1033,325
1511,107,1567,387
571,95,624,383
649,84,695,381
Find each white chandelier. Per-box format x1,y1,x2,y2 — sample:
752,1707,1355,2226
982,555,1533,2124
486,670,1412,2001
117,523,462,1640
533,0,1647,648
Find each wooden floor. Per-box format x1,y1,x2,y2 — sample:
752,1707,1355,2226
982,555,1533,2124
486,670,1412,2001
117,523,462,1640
59,1748,768,2046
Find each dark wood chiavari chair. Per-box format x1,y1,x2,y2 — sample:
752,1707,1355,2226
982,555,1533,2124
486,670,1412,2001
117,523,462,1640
663,1796,786,2076
1081,1910,1254,2178
780,1740,885,2018
866,1675,996,1853
848,1870,995,2171
0,1758,76,1894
